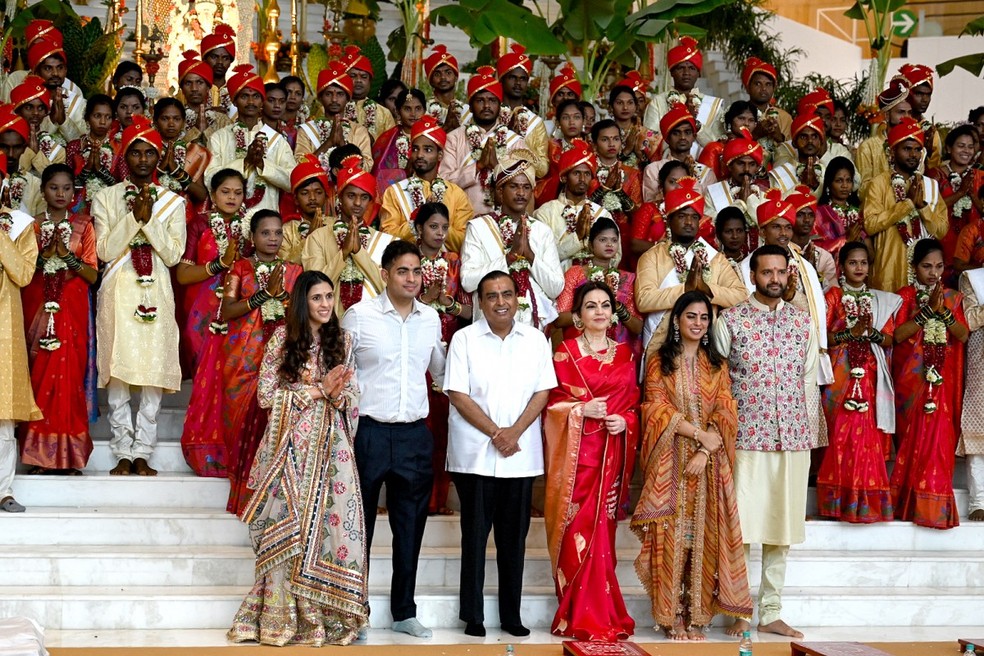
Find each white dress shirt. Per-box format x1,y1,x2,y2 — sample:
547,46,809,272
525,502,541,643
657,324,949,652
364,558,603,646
444,318,557,478
341,291,447,423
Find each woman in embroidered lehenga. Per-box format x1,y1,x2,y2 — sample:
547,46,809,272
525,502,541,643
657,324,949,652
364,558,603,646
221,211,302,513
371,88,425,192
228,270,368,646
19,165,98,475
177,170,251,476
891,238,968,529
631,291,752,641
414,202,473,515
544,281,640,641
817,242,898,523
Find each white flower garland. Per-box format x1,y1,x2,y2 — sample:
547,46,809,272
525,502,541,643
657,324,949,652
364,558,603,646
668,241,711,284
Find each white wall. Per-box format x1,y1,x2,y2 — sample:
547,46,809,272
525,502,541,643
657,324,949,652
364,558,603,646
893,36,984,124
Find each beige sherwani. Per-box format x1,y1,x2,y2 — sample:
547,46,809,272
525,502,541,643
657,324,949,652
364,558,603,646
20,132,66,176
863,171,948,293
379,176,474,253
294,118,374,171
856,127,936,201
532,193,612,268
205,122,294,213
634,238,747,354
301,223,390,313
2,74,86,142
278,219,317,265
9,172,45,216
92,183,186,391
0,209,41,422
501,106,550,178
438,125,527,217
346,98,396,142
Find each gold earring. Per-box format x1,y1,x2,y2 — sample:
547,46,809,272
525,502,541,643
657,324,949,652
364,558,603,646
573,315,584,331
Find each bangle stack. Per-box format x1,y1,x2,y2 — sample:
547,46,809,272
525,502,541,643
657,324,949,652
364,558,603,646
615,302,631,324
939,307,956,327
247,290,271,310
63,253,84,271
205,258,228,276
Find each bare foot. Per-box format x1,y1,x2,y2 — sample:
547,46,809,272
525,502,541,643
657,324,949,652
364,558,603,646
662,618,687,641
759,619,804,638
438,506,455,516
530,506,544,518
969,509,984,521
110,459,132,476
726,619,751,637
132,458,157,476
687,627,706,641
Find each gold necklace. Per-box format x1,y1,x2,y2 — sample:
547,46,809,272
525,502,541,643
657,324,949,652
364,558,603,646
579,333,616,364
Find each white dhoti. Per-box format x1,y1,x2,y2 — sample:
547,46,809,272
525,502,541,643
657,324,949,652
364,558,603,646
0,420,15,501
107,379,163,462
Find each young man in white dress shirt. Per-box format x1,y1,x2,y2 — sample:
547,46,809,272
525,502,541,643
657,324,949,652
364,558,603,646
445,270,557,638
340,239,447,639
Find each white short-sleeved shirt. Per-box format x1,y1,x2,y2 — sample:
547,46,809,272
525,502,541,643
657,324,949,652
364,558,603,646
444,318,558,477
341,291,446,423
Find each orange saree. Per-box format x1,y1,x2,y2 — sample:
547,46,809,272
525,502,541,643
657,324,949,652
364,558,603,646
630,351,751,631
543,338,640,641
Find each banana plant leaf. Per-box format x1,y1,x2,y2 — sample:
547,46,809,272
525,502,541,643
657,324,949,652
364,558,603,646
960,14,984,36
430,0,567,55
627,0,737,39
843,0,907,21
937,53,984,77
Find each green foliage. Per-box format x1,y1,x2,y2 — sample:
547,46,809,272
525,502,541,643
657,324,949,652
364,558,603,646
430,0,567,54
626,0,736,39
960,14,984,36
937,15,984,78
353,34,388,98
685,0,803,88
304,43,329,97
775,71,872,145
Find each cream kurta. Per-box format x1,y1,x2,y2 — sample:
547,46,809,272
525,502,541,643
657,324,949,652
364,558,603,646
294,118,374,171
205,122,294,213
346,98,396,142
959,271,984,455
92,183,186,392
183,108,233,144
863,171,948,293
278,219,317,264
643,87,725,147
20,133,66,176
0,211,41,421
2,74,86,142
300,223,390,312
438,125,527,217
501,106,550,178
379,176,474,253
532,193,612,267
770,141,857,196
634,239,747,353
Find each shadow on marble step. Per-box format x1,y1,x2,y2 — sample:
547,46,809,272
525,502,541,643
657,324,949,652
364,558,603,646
12,472,230,508
95,383,193,409
2,585,983,631
89,408,187,442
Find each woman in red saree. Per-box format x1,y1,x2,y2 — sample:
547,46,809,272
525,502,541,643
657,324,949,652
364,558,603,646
65,95,117,213
815,157,869,265
221,211,302,513
19,165,99,474
544,281,639,641
415,202,473,515
817,242,898,522
631,291,751,641
891,238,968,529
177,170,251,476
371,88,425,193
928,125,984,276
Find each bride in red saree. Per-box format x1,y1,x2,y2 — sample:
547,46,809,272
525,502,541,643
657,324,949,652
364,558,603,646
631,290,751,640
544,280,640,641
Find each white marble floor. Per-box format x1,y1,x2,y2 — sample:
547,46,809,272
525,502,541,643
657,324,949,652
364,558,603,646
44,626,984,648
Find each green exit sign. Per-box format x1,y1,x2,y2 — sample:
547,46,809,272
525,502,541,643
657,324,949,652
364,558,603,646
892,9,917,38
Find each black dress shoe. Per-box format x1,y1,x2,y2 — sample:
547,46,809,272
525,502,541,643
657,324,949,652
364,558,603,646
464,622,486,637
501,623,530,637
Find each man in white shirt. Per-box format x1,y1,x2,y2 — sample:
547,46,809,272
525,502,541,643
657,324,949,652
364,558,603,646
445,270,557,638
340,239,447,640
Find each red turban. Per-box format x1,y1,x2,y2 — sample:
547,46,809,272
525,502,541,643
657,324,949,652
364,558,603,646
786,185,818,215
791,112,825,140
26,20,60,47
617,70,649,95
291,154,330,194
723,128,764,166
178,51,214,86
888,116,925,148
201,24,236,58
336,154,376,197
120,115,163,155
0,106,29,141
668,36,702,71
496,43,532,78
899,63,933,90
423,45,458,78
664,177,705,217
467,66,502,101
550,64,582,100
410,115,447,150
742,57,777,88
756,188,794,228
227,65,265,101
558,138,596,177
659,103,697,139
342,45,373,77
797,88,834,116
877,75,910,112
27,37,65,71
11,76,50,110
317,61,354,96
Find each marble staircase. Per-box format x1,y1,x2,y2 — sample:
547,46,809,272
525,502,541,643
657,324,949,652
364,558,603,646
3,383,983,633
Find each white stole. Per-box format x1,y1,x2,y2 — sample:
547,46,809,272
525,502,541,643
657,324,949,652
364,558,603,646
103,189,183,285
869,288,902,433
5,209,34,240
707,181,737,214
299,121,323,150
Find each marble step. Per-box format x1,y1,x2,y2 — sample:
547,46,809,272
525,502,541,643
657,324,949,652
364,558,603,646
12,473,229,508
82,441,192,474
3,544,982,590
1,584,981,631
7,506,984,550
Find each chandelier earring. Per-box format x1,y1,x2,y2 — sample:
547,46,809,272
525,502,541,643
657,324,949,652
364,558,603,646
573,315,585,331
701,333,708,346
673,321,680,342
